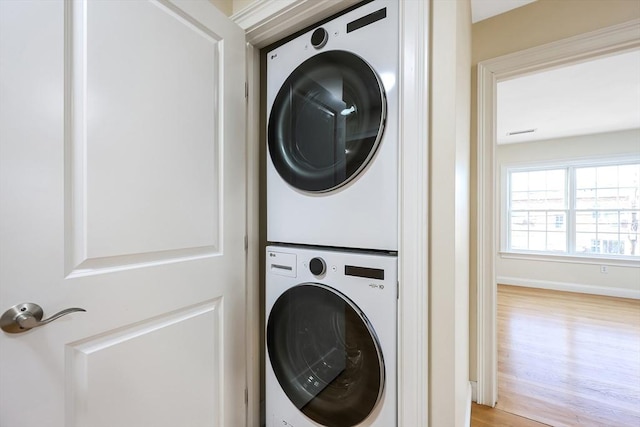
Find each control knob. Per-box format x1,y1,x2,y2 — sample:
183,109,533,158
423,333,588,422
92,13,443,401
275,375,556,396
309,257,326,276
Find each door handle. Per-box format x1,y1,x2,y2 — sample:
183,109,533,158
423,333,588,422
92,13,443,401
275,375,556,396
0,303,86,334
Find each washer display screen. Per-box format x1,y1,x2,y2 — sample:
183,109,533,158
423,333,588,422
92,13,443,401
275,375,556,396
267,284,384,427
268,51,386,192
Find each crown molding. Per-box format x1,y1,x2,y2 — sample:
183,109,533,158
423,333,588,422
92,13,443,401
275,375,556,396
231,0,361,48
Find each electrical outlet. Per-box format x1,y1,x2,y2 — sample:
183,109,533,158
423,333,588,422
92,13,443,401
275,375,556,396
600,265,608,274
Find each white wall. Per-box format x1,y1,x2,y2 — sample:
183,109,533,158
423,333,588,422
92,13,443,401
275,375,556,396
496,128,640,299
208,0,233,16
430,0,472,425
207,0,257,16
232,0,254,14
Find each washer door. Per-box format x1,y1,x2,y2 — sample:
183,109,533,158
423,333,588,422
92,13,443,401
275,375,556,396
268,50,386,192
267,284,384,427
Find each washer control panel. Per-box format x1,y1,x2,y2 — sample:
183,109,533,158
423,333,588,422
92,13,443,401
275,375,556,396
267,250,297,278
268,247,391,283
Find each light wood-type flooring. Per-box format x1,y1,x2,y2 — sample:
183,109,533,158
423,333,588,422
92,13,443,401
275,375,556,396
472,285,640,426
471,403,548,426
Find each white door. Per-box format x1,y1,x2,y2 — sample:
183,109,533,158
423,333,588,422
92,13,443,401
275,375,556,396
0,1,247,426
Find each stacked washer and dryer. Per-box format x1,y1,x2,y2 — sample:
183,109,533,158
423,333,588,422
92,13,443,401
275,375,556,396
265,1,399,426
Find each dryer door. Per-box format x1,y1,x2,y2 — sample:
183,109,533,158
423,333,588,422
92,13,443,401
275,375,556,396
267,283,384,427
268,51,386,192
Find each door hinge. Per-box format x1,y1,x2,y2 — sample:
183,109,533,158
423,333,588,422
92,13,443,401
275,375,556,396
244,81,248,99
244,388,248,406
244,235,248,251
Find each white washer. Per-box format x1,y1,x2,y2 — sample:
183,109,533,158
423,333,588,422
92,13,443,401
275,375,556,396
265,245,397,427
266,0,399,251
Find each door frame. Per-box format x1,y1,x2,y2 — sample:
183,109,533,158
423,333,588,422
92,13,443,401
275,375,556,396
233,1,430,425
475,18,640,406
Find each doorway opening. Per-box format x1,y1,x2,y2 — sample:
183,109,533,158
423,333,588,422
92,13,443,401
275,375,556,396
493,49,640,425
475,19,640,422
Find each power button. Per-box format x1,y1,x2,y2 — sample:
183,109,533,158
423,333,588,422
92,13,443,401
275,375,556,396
309,257,326,276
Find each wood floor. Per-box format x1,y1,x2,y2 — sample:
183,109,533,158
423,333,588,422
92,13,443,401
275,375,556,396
472,285,640,427
471,403,549,426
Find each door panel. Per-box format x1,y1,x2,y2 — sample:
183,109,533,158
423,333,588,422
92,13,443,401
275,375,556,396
70,0,223,270
0,1,246,426
66,300,222,427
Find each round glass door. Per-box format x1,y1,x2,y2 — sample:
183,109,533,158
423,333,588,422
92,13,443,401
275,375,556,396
267,284,384,427
268,51,386,192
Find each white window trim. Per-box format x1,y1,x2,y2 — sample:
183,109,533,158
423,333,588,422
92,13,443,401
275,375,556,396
499,250,640,267
501,154,640,263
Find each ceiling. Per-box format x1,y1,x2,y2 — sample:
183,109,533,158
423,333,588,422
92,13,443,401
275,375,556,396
471,0,640,145
496,49,640,144
471,0,537,23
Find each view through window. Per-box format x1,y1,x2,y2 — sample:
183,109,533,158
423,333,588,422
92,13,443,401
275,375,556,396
507,162,639,257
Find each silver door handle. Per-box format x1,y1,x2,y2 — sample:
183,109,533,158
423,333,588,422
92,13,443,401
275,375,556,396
0,303,86,334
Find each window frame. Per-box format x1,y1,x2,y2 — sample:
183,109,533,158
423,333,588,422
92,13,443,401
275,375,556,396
501,155,640,265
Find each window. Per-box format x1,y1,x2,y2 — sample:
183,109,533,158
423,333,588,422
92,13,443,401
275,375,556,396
506,161,640,258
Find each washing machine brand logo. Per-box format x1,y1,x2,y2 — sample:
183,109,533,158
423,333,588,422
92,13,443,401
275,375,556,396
369,283,384,290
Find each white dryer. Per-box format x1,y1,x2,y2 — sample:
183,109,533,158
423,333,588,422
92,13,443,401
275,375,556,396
265,245,397,427
266,0,399,251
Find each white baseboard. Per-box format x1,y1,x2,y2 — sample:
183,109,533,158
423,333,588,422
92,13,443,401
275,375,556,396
470,380,477,402
497,276,640,300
